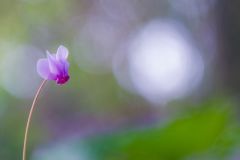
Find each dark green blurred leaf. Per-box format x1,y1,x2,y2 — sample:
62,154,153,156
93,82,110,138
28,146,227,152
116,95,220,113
84,105,230,160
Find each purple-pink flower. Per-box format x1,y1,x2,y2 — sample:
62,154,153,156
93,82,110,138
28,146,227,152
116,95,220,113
37,45,70,85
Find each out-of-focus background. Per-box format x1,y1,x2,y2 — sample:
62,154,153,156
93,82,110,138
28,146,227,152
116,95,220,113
1,0,240,159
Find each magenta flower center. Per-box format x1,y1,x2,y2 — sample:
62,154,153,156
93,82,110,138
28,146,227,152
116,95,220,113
56,74,70,84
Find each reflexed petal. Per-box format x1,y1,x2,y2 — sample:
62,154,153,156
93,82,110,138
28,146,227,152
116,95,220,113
37,59,51,79
56,45,68,61
64,61,70,73
47,51,59,74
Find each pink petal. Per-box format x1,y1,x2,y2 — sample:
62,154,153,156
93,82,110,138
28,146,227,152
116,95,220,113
64,61,70,72
37,59,51,79
37,58,57,80
47,51,59,74
56,45,68,61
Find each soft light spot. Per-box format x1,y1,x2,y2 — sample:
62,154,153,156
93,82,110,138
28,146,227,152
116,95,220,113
0,44,42,99
128,20,204,104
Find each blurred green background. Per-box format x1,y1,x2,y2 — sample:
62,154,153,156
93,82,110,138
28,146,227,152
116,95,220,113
1,0,240,159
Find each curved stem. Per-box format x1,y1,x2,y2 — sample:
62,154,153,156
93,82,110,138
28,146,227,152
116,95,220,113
22,80,47,160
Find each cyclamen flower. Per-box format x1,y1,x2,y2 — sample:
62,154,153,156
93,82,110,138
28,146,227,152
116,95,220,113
37,45,70,85
22,45,70,160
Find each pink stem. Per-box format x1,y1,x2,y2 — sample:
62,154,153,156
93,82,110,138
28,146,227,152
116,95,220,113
22,80,47,160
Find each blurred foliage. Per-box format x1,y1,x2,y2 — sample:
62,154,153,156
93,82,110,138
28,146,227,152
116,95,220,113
73,99,238,160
